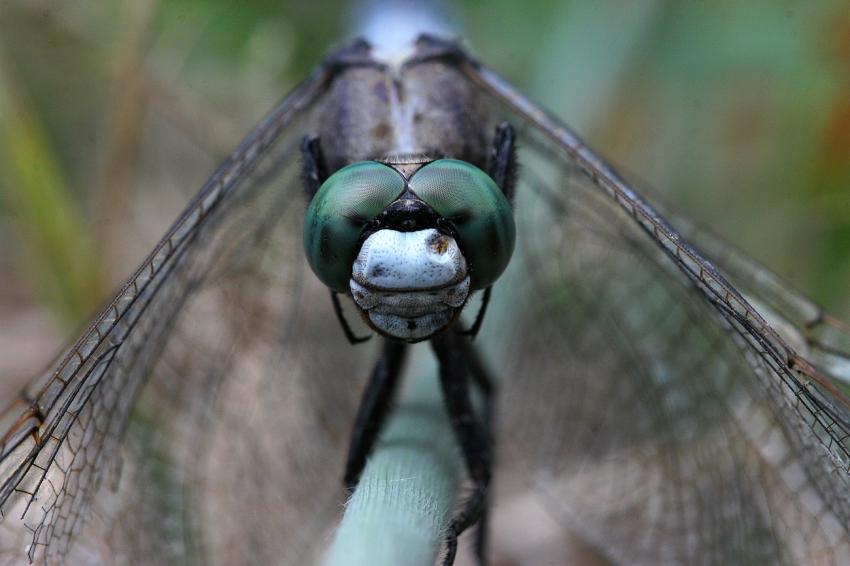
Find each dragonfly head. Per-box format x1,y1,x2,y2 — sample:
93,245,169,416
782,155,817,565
304,159,515,342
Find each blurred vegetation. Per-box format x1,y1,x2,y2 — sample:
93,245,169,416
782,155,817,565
0,0,848,381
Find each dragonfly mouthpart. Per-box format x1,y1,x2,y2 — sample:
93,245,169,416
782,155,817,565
349,228,470,341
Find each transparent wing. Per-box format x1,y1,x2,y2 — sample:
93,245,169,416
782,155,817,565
0,64,367,564
668,217,850,395
459,61,850,564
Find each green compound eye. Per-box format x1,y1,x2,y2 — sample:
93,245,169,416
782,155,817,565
409,159,515,289
304,161,405,292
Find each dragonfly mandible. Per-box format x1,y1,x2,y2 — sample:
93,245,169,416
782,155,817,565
2,25,850,566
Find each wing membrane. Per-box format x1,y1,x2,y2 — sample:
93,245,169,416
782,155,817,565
0,66,339,564
459,58,850,563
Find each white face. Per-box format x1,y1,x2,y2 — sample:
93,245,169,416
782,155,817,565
349,228,470,341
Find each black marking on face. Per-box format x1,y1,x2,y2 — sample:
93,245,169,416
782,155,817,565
374,197,442,233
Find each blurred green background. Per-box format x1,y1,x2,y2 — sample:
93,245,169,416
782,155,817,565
0,0,848,392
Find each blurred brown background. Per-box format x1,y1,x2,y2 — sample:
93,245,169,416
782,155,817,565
1,0,848,397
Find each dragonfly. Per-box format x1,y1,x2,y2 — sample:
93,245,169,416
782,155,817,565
2,27,850,566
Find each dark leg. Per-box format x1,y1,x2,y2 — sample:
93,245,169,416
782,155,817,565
301,134,329,199
454,122,515,342
489,122,517,203
457,336,497,564
458,286,492,339
458,337,496,398
331,291,371,344
344,339,407,489
431,333,493,566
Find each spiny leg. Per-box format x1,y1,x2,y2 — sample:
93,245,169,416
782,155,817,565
344,339,408,489
457,337,497,561
330,291,371,344
431,332,494,566
489,122,517,203
301,134,329,199
457,122,516,340
459,286,492,339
